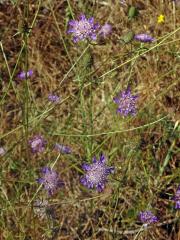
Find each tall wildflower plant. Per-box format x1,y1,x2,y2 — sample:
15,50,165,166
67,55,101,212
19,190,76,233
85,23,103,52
68,12,99,160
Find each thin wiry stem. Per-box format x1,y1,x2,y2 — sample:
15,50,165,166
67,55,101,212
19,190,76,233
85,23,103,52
98,217,179,236
0,41,19,103
53,115,168,137
23,0,30,158
0,34,177,140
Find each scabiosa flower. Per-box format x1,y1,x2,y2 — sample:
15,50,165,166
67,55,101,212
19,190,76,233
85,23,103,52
0,147,6,156
99,23,112,38
134,33,155,43
54,143,71,154
29,135,47,153
139,211,158,225
48,94,60,103
67,14,100,43
17,69,33,80
37,167,64,195
173,185,180,209
113,88,138,116
80,154,114,192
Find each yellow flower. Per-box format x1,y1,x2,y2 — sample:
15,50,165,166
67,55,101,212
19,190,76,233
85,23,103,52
157,14,165,23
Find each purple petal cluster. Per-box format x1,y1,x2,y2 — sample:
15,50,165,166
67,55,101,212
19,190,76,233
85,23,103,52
17,69,33,80
48,94,60,103
54,143,71,154
113,88,138,116
80,154,114,192
29,135,47,153
134,33,155,43
139,211,158,225
68,14,100,42
99,23,112,38
173,185,180,209
37,167,63,195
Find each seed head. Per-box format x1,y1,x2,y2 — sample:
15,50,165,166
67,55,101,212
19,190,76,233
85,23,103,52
0,147,6,156
33,198,56,219
33,199,49,219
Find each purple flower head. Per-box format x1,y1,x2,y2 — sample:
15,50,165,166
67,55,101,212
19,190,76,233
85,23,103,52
99,23,112,38
67,14,100,43
37,167,64,195
80,154,114,192
0,147,6,156
113,88,138,116
54,143,71,154
173,185,180,209
17,69,33,80
48,94,60,103
139,211,158,225
134,34,155,43
29,135,47,153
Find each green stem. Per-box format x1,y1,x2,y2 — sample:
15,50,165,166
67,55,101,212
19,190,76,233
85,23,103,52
89,76,93,159
23,0,30,158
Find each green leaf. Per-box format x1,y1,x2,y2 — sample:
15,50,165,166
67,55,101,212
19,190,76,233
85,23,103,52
128,6,138,19
121,31,135,44
127,208,136,218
